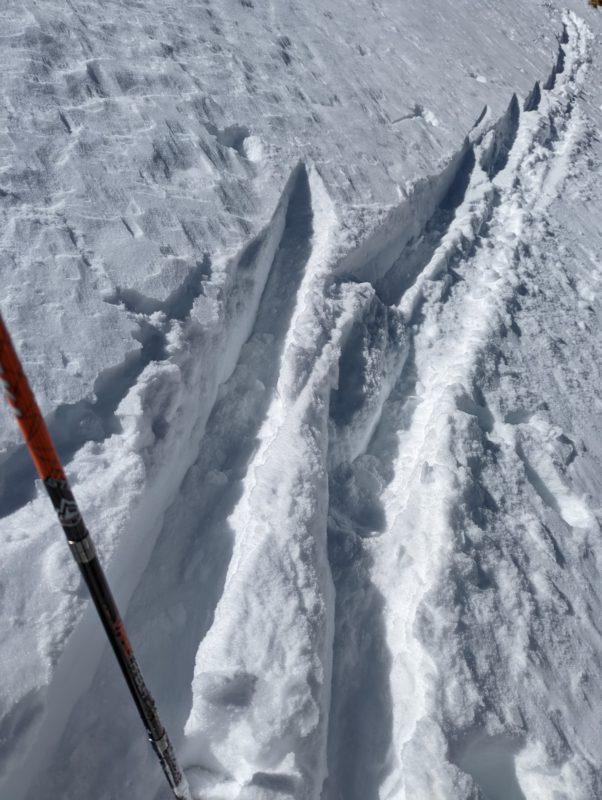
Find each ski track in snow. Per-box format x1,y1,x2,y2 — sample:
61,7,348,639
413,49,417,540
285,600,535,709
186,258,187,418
1,8,601,800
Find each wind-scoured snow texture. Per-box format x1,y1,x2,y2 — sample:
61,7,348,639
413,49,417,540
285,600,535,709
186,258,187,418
1,2,602,800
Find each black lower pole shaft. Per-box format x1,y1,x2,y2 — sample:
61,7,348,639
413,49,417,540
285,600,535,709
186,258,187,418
0,314,191,800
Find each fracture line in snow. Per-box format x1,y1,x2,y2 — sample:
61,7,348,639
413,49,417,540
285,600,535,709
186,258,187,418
3,10,592,800
181,167,389,799
338,10,590,483
324,12,591,799
0,162,319,800
383,8,590,789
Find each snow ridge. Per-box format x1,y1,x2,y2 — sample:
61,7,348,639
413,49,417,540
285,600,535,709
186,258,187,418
0,160,318,800
178,13,594,800
325,12,594,800
0,8,599,800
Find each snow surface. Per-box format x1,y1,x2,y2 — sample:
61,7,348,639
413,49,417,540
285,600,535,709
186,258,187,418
1,2,602,799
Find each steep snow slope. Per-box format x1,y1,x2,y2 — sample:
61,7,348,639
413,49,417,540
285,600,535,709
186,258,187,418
1,2,602,800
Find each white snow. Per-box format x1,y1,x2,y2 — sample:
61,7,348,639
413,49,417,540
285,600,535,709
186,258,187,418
1,2,602,800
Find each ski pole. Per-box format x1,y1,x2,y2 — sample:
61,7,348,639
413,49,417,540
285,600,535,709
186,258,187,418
0,314,191,800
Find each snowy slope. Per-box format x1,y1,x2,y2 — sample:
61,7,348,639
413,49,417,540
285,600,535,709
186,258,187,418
1,2,602,799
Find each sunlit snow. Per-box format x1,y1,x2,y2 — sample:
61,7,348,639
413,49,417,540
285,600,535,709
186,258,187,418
1,2,602,799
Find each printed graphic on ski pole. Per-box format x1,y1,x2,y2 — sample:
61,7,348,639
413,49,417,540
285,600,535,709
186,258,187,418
0,314,191,800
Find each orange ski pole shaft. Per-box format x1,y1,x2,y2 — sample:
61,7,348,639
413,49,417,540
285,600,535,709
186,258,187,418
0,314,191,800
